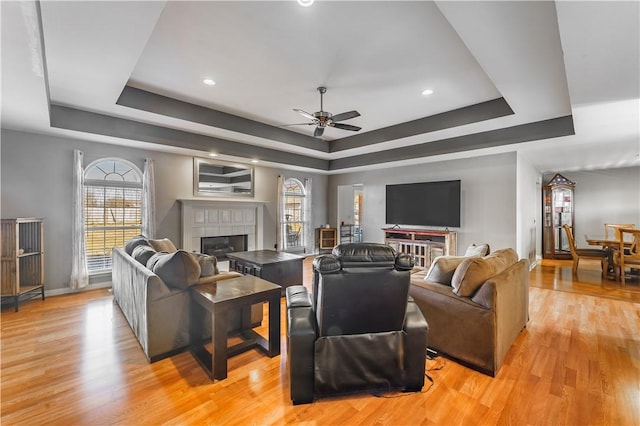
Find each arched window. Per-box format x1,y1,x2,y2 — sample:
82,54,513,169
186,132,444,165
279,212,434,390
84,158,143,272
282,178,306,251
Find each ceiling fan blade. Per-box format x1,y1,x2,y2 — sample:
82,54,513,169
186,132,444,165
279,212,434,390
281,123,315,127
293,108,316,121
330,110,360,122
314,126,325,137
331,123,362,132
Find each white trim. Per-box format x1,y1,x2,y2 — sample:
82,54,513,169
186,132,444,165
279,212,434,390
46,281,113,297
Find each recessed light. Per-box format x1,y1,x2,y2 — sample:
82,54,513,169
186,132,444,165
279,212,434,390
297,0,314,7
251,159,259,163
203,79,216,86
208,153,218,157
422,89,434,96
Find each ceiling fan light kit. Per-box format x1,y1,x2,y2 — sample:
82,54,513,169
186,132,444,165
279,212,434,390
288,86,362,138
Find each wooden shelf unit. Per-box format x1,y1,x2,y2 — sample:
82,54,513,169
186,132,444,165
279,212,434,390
315,227,337,254
1,218,45,311
383,228,457,270
339,224,355,244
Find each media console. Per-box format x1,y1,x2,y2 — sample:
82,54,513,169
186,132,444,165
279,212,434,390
383,228,457,270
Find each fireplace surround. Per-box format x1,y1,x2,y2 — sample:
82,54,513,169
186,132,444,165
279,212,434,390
179,199,265,255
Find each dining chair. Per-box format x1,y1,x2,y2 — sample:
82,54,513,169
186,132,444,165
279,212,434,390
613,228,640,285
604,223,635,240
563,224,607,277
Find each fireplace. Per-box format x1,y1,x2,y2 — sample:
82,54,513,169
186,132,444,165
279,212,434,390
180,200,264,254
201,235,248,261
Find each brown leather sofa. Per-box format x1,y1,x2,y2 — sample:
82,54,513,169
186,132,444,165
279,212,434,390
409,248,529,376
285,243,428,404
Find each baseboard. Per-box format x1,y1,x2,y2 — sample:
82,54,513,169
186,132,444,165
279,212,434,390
45,281,112,297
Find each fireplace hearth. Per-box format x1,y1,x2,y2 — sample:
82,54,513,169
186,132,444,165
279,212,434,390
201,235,248,261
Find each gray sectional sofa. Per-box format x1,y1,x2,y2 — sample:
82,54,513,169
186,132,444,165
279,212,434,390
409,247,529,376
112,236,262,362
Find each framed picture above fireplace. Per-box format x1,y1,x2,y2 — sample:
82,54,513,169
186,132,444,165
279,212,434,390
193,158,254,197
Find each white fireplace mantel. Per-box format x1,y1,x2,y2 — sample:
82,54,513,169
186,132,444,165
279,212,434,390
179,199,267,253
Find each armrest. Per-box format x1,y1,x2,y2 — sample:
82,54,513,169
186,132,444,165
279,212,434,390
286,285,312,308
471,259,528,316
403,300,428,391
285,286,316,404
471,259,529,374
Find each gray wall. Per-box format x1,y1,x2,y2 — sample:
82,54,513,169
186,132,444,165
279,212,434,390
542,167,640,244
328,155,640,263
3,126,636,293
327,153,519,256
1,129,328,293
517,153,542,266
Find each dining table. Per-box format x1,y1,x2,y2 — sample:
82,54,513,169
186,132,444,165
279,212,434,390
585,234,634,279
585,235,633,248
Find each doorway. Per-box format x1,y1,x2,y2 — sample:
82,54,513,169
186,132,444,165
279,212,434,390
337,184,363,243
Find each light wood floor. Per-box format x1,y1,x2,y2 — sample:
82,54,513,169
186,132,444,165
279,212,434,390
1,258,639,425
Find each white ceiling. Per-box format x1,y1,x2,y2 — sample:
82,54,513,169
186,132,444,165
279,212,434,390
2,0,639,174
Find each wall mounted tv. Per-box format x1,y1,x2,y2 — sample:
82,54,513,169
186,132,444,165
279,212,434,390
385,180,461,228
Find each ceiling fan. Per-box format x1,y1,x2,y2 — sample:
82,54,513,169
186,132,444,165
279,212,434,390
286,87,361,138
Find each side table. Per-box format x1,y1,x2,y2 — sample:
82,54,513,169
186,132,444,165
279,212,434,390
190,275,281,381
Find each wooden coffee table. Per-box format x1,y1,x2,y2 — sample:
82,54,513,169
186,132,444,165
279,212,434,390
190,275,281,381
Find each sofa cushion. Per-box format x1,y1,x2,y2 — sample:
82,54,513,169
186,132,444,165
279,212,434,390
451,248,519,297
146,250,201,290
131,244,157,265
464,243,491,257
191,253,220,277
425,256,469,285
148,238,178,253
124,235,149,255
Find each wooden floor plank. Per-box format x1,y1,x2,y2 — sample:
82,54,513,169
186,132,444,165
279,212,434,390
1,258,639,425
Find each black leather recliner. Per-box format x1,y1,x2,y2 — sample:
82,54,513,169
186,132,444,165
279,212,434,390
285,243,429,405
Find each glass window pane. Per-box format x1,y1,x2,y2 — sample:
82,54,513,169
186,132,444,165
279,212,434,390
84,159,142,272
283,178,307,250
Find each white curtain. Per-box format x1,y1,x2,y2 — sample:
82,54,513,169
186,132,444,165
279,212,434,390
70,149,88,289
304,177,313,254
276,174,284,251
142,158,156,238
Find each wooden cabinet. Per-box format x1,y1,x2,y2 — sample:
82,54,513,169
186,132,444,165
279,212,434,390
383,228,457,270
1,218,45,311
315,227,337,253
542,173,575,259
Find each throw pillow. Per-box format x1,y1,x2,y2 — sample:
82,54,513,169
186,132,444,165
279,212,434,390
451,248,519,297
124,235,149,255
191,253,220,277
424,256,468,285
131,244,156,266
464,243,491,257
490,248,519,266
146,250,201,290
148,238,178,253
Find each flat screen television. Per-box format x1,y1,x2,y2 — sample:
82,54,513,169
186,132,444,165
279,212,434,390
385,180,461,228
